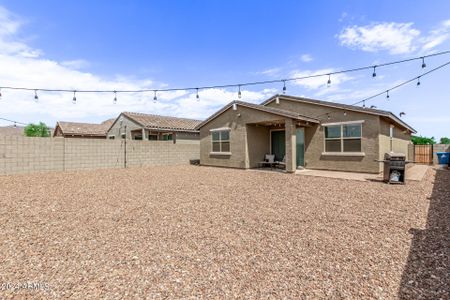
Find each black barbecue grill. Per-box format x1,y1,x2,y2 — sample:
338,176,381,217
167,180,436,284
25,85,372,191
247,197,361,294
378,153,411,184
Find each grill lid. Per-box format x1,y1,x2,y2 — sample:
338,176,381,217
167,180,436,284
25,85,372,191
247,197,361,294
384,152,406,160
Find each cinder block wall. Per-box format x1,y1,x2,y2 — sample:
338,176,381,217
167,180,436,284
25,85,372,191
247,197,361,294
0,136,199,175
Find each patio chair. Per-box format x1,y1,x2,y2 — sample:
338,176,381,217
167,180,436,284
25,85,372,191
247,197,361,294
275,155,286,169
258,154,276,169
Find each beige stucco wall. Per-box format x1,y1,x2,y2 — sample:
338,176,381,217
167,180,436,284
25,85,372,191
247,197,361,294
199,105,287,169
107,115,144,139
199,98,412,173
378,118,412,171
266,99,381,173
246,125,270,168
53,125,63,137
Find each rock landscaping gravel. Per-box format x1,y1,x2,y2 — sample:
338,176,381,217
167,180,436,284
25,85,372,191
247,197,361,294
0,165,447,299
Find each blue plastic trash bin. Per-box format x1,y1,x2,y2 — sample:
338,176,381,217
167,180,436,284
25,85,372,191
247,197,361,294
436,152,449,165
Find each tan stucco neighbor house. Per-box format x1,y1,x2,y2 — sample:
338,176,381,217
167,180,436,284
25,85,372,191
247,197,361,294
53,119,115,138
0,125,25,137
107,112,201,142
196,95,416,174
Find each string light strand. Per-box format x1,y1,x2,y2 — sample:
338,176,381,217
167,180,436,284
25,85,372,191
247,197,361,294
0,51,448,95
313,60,450,120
0,117,28,126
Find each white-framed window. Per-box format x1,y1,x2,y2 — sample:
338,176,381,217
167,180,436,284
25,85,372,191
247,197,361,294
210,128,231,154
324,122,362,153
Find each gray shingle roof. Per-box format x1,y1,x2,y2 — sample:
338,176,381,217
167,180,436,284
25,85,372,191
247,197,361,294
233,101,320,122
261,95,416,133
122,112,202,132
195,100,320,129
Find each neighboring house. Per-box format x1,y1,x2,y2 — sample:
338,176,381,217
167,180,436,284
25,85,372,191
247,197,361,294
196,94,416,173
107,112,201,142
0,125,24,136
53,119,114,138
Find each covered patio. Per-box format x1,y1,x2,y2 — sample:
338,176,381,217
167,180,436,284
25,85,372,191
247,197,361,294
246,115,319,172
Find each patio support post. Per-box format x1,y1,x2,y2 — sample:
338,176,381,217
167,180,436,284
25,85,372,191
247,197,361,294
285,118,297,173
142,128,146,140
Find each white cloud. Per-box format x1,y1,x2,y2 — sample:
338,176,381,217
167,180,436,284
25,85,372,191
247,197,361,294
256,67,281,76
0,6,21,36
338,22,420,54
0,7,43,58
419,19,450,51
300,54,313,62
289,68,352,90
338,12,348,23
61,59,90,70
169,88,275,119
0,5,273,126
338,20,450,55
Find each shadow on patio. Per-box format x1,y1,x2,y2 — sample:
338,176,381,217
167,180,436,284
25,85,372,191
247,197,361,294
398,169,450,299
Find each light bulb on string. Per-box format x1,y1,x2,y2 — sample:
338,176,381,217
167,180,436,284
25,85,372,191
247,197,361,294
153,90,157,103
72,91,77,104
363,100,366,108
0,88,3,98
0,51,446,112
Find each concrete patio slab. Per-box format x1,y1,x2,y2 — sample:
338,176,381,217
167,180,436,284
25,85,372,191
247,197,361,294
295,169,379,181
405,164,429,181
295,164,429,182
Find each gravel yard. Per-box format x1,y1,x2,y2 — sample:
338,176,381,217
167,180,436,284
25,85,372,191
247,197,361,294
0,165,448,299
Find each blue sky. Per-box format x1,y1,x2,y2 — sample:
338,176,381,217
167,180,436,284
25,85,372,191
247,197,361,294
0,1,449,139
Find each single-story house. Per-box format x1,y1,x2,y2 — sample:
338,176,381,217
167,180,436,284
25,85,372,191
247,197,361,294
196,94,416,174
53,119,115,138
107,112,201,142
0,125,25,136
